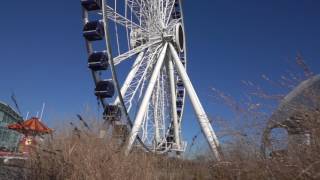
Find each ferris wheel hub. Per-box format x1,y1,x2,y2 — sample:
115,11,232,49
173,23,185,53
162,23,185,53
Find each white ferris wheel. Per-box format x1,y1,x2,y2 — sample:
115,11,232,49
80,0,222,160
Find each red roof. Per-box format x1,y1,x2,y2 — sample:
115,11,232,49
8,117,53,134
7,123,23,130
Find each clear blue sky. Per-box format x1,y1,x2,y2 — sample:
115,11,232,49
0,0,319,144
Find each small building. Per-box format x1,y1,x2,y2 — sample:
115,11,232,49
0,101,23,152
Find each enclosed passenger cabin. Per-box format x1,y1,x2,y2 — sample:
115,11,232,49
176,80,183,87
83,21,105,41
177,90,184,98
166,129,175,143
176,100,183,108
177,110,182,117
0,102,23,152
88,51,109,71
81,0,102,11
95,80,115,98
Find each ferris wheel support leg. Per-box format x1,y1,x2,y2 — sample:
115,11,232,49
115,52,145,105
125,43,169,154
169,43,222,161
153,78,161,143
166,57,181,149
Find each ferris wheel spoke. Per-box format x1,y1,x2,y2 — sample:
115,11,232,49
141,106,149,142
134,51,165,149
114,52,144,106
167,18,180,30
161,0,170,26
122,45,163,112
113,40,162,66
126,0,144,18
127,0,150,25
135,0,163,32
101,4,148,33
159,67,171,146
126,0,140,19
153,75,162,144
166,56,181,149
147,84,158,146
150,0,163,29
150,72,169,151
126,43,168,154
169,43,222,160
164,0,176,27
138,70,159,148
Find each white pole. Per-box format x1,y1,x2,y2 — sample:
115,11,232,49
114,52,144,105
25,112,29,120
126,43,168,154
166,58,181,149
40,103,45,121
169,43,221,160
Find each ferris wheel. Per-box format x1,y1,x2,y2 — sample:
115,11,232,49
80,0,222,160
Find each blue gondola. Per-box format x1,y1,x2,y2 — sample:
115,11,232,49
95,80,115,98
177,80,183,87
174,1,180,11
180,57,186,66
83,21,104,41
81,0,102,11
176,100,183,108
177,110,182,117
88,51,109,71
166,129,175,142
177,90,184,98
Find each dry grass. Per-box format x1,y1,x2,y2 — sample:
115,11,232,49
23,55,320,180
23,105,320,180
25,124,215,180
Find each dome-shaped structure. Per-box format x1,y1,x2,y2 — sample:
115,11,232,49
261,75,320,157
